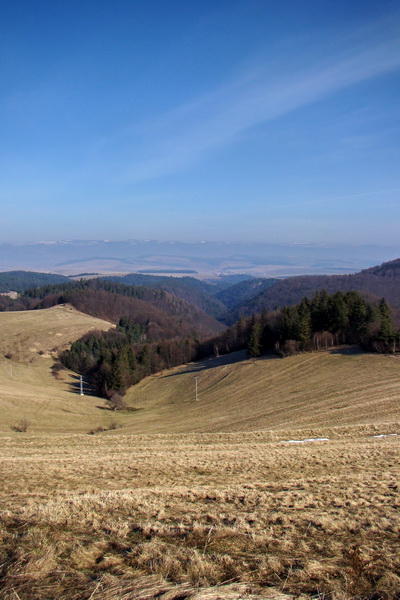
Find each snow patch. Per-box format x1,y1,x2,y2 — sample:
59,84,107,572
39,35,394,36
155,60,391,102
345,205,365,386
281,438,329,444
372,433,398,438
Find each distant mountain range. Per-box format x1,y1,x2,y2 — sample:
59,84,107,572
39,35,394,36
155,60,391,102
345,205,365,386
2,240,400,277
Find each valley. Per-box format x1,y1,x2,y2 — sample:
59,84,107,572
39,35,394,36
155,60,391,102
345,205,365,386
0,272,399,600
3,1,400,597
0,303,398,437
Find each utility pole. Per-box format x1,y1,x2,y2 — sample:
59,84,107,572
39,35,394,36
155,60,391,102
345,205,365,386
80,375,84,396
194,376,199,402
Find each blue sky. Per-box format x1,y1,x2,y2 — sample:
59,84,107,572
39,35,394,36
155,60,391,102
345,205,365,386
1,0,399,244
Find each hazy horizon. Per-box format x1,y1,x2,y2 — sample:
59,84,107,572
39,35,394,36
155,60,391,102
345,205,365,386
1,238,400,278
5,238,400,246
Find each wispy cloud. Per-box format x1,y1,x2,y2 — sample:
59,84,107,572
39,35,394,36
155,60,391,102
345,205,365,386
122,18,400,182
271,188,400,211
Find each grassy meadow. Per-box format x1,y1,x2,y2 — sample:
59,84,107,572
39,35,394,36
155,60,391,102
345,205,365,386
123,349,400,435
0,307,399,599
0,305,114,434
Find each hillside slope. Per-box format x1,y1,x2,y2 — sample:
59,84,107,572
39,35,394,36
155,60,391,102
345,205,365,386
231,257,400,318
1,306,399,436
123,348,400,434
215,277,279,317
104,273,227,318
0,270,69,292
0,305,117,434
21,279,225,339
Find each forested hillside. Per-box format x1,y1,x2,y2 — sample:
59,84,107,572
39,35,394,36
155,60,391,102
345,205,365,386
2,258,400,336
229,257,400,319
207,290,397,360
215,277,278,314
362,258,400,277
0,270,69,293
61,289,397,403
103,273,227,318
0,279,224,338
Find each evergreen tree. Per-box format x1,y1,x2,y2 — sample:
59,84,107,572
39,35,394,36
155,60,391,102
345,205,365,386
280,306,298,341
327,292,348,333
248,322,262,357
310,290,329,332
127,347,139,382
377,298,393,347
140,345,152,377
297,298,312,346
345,291,372,339
108,354,125,392
236,315,247,346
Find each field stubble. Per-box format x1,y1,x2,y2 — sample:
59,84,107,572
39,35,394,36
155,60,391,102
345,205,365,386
0,433,399,600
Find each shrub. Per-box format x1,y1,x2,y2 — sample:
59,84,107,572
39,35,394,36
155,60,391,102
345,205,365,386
11,419,30,433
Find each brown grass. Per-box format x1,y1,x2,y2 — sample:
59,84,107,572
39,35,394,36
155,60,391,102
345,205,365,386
0,432,399,599
0,307,399,436
0,309,399,598
0,305,116,434
122,348,400,436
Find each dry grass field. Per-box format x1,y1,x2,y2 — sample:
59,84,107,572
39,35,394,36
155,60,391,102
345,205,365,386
123,349,400,436
1,433,399,599
0,308,399,599
1,305,399,437
0,305,115,434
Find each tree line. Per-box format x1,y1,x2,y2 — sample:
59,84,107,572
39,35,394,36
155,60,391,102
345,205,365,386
61,316,198,404
245,290,397,357
60,290,398,405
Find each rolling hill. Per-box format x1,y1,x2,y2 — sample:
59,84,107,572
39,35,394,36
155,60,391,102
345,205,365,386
3,278,225,340
229,257,400,320
122,348,400,435
3,258,400,333
0,270,69,293
214,277,279,315
1,304,399,436
55,284,225,339
103,273,228,318
1,306,398,600
0,305,117,434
